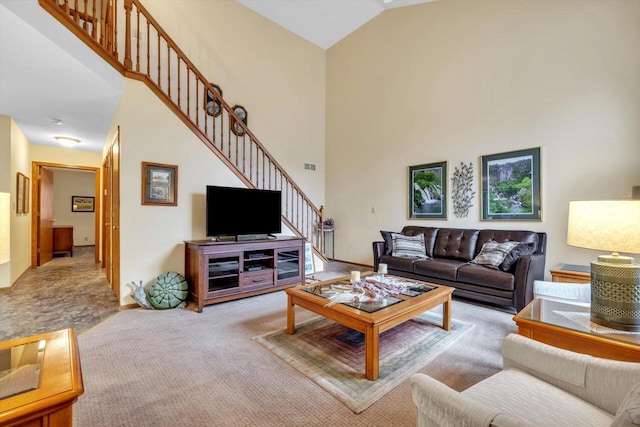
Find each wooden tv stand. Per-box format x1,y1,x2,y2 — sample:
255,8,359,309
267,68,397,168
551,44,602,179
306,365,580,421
184,237,305,312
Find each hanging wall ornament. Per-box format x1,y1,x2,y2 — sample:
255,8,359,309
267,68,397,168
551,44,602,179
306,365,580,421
452,161,475,218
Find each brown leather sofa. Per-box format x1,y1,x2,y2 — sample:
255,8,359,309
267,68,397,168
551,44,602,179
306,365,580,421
373,226,547,312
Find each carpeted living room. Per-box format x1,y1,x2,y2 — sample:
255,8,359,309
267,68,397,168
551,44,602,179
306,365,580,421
1,0,639,426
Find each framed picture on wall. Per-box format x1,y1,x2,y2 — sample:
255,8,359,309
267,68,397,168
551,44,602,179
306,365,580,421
408,161,447,219
16,172,26,214
23,176,29,213
204,83,223,117
72,196,95,212
142,162,178,206
480,147,541,221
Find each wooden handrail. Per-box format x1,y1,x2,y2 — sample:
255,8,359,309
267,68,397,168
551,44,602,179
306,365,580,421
38,0,326,255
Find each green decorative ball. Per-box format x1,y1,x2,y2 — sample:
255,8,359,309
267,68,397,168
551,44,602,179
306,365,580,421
148,272,188,309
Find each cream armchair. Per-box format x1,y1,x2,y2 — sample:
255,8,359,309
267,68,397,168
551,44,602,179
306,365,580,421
411,333,640,427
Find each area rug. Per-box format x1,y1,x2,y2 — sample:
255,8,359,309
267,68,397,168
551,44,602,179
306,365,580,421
253,313,474,413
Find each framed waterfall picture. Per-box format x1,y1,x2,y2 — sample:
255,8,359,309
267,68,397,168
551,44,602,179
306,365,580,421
408,161,447,219
480,147,541,221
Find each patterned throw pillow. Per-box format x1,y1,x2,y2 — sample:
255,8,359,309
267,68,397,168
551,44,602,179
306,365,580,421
380,230,394,255
148,271,188,309
500,241,537,271
391,233,428,259
470,240,521,269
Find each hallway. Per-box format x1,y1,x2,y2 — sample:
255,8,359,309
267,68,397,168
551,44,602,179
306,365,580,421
0,247,119,342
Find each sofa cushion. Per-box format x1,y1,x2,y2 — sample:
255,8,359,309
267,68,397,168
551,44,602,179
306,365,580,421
380,254,415,273
400,226,439,257
470,240,521,269
501,241,537,271
457,263,515,291
476,230,539,257
463,368,614,427
414,258,466,281
432,228,479,261
391,233,428,258
380,230,394,255
611,383,640,427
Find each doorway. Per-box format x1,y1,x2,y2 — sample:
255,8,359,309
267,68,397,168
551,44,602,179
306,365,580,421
31,162,101,267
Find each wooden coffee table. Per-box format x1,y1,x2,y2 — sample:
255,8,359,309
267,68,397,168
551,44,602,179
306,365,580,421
514,298,640,362
285,274,454,380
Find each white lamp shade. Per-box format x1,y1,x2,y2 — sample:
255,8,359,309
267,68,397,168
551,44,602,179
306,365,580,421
567,200,640,254
0,192,9,264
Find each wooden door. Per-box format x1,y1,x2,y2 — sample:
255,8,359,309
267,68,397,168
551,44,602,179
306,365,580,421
102,129,121,301
38,167,54,265
111,133,121,299
102,153,112,279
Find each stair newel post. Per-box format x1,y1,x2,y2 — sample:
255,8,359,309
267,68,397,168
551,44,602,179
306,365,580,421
319,205,325,255
123,0,133,70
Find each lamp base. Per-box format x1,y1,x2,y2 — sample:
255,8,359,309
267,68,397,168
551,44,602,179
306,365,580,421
590,257,640,331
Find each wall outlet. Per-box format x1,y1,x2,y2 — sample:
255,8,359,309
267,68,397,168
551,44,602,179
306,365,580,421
84,237,88,241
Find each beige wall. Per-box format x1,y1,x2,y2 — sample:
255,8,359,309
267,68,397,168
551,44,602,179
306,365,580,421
326,0,640,273
0,116,32,288
141,0,326,205
107,0,327,305
30,145,102,167
52,170,96,246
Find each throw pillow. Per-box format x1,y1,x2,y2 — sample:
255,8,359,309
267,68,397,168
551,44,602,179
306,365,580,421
391,233,428,259
380,230,394,255
500,241,537,271
611,383,640,427
148,271,189,309
470,240,521,269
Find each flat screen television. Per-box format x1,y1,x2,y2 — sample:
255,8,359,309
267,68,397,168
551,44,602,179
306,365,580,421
206,186,282,239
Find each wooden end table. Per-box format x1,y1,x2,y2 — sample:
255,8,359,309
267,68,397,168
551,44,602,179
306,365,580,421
285,273,454,380
549,263,590,283
0,329,84,426
514,298,640,362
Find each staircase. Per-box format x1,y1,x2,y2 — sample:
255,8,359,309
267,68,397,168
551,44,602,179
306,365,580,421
38,0,327,257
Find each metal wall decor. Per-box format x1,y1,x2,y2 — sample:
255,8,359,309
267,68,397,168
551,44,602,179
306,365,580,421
451,162,475,218
230,105,248,136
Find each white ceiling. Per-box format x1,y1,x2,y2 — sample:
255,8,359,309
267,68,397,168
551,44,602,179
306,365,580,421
0,0,435,154
237,0,438,49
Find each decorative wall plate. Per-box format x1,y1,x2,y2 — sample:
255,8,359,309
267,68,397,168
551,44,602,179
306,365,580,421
205,83,223,117
231,104,248,136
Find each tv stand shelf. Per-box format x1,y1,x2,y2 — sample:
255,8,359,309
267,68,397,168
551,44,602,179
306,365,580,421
184,237,305,312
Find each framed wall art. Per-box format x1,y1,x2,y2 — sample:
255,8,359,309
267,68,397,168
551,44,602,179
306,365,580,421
142,162,178,206
205,83,223,117
72,196,95,212
480,147,541,221
16,172,26,214
408,161,447,219
230,104,248,136
23,176,29,214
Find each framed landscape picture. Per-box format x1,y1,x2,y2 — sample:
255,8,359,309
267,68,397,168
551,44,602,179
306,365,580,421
480,147,541,221
72,196,95,212
408,161,447,219
142,162,178,206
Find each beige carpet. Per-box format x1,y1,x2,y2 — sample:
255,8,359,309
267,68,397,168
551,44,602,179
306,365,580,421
74,291,516,426
254,313,473,413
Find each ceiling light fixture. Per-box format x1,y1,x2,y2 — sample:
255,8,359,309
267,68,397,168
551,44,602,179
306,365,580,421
50,119,64,125
54,136,81,147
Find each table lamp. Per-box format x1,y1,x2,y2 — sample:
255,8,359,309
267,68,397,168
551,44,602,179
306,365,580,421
567,200,640,331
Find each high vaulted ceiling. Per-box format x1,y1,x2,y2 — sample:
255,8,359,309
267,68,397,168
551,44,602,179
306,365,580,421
237,0,439,49
0,0,436,154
